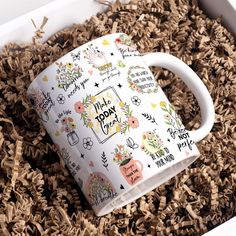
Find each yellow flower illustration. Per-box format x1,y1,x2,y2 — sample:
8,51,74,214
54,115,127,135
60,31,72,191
119,101,125,107
160,101,167,107
66,62,73,69
91,96,96,103
88,122,94,128
116,125,121,133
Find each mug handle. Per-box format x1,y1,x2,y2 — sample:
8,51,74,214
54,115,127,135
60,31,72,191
135,159,144,172
142,52,215,143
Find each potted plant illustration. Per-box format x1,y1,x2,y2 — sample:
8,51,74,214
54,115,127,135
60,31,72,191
60,117,79,146
56,62,82,90
113,145,143,185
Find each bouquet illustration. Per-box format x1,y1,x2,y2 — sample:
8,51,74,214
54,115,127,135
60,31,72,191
141,131,165,159
60,117,79,146
83,44,111,71
112,145,143,185
74,95,96,129
115,34,137,51
116,102,139,134
113,145,133,166
56,62,82,90
160,101,183,130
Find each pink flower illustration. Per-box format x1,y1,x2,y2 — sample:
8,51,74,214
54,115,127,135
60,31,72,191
74,101,84,114
164,114,171,121
61,117,68,125
128,116,139,129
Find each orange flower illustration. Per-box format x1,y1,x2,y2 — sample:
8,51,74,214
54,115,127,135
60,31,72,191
128,116,139,129
115,152,123,161
74,101,84,114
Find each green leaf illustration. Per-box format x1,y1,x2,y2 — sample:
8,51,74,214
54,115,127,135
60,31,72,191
165,121,172,126
161,107,168,112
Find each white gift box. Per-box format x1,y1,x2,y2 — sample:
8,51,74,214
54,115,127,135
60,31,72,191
0,0,235,234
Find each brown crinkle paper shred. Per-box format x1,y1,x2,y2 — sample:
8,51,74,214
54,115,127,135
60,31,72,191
0,0,236,235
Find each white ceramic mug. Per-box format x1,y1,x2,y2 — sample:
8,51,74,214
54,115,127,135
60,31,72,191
27,33,215,216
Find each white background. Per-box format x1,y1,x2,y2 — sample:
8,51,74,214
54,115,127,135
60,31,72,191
0,0,235,235
0,0,55,24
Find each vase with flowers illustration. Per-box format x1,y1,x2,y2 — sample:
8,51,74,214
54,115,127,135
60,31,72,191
113,145,143,185
61,117,79,146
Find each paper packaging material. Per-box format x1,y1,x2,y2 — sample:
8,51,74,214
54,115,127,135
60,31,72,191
0,0,235,235
0,0,236,46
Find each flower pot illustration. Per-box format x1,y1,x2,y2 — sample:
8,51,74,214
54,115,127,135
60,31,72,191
119,158,143,185
67,131,79,146
113,145,143,185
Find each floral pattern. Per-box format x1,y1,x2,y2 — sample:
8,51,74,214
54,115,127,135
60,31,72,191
60,117,79,146
141,131,165,159
131,96,141,106
74,95,95,128
61,117,76,133
112,144,143,185
74,93,139,135
128,116,139,129
85,172,117,206
83,137,93,150
57,94,65,104
127,66,158,94
160,101,183,130
112,145,133,166
116,102,139,134
56,62,82,90
114,34,137,51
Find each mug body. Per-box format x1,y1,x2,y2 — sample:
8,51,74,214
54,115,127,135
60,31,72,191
27,33,200,216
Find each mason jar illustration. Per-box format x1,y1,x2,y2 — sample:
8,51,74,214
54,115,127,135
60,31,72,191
67,130,79,146
61,117,79,146
113,145,143,185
